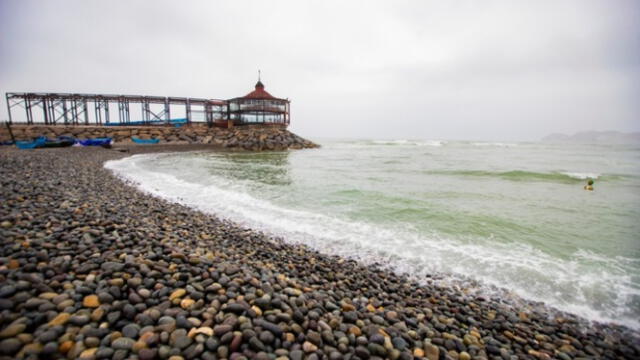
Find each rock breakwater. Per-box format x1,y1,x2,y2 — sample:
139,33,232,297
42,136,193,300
0,124,319,151
0,147,638,360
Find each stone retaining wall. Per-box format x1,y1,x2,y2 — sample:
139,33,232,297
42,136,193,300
0,124,319,151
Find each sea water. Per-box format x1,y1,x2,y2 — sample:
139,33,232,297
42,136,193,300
105,140,640,330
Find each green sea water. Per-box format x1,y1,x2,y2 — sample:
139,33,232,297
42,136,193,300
106,139,640,329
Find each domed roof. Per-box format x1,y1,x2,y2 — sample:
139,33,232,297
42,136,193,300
242,80,277,100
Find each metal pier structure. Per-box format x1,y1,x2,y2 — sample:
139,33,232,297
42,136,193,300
5,92,227,126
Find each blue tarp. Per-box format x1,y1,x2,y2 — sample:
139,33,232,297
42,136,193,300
78,137,112,146
132,137,160,144
105,118,188,127
16,136,47,149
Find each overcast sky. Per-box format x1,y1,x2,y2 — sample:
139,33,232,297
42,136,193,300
1,0,638,141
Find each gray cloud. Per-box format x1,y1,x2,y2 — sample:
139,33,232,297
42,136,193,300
1,0,638,140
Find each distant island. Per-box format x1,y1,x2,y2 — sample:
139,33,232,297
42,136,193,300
542,131,640,144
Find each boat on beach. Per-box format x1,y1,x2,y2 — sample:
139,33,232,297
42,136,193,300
15,137,47,149
132,136,160,144
42,136,75,148
15,136,76,149
78,137,112,147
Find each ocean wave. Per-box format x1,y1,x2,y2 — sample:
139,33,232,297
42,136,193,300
430,169,603,183
105,154,640,330
370,139,446,147
561,172,601,180
471,142,518,147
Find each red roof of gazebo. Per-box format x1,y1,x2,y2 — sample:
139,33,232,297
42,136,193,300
241,81,279,100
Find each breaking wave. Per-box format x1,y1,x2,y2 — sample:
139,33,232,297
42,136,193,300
105,153,640,330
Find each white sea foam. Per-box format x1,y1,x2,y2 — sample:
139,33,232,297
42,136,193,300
371,140,446,147
472,142,518,147
561,171,601,180
105,154,640,330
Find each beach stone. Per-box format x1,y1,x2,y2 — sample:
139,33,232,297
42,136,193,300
229,333,242,352
0,338,22,355
0,299,13,310
303,341,318,352
348,326,361,336
356,346,371,359
307,331,322,346
59,340,74,353
79,347,98,359
214,324,233,336
49,313,71,327
176,316,193,329
290,349,304,360
84,337,100,348
249,336,266,351
259,330,275,344
225,303,246,314
133,340,148,353
42,341,59,355
138,288,151,298
112,337,135,350
0,286,16,298
39,330,59,343
194,327,214,337
180,298,195,309
23,342,43,356
392,337,407,351
139,348,157,360
173,334,192,349
343,311,358,323
98,292,114,303
123,324,141,338
123,304,137,319
101,261,125,272
128,277,142,288
170,289,186,300
368,343,387,357
70,314,91,326
424,344,439,360
83,295,100,308
0,323,26,338
96,347,115,358
258,320,283,337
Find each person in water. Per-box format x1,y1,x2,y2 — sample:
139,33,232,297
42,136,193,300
584,179,594,191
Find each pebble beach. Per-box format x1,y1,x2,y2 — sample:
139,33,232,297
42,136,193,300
0,146,638,360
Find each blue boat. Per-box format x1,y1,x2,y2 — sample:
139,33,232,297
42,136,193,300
132,136,160,144
78,137,112,146
15,137,47,149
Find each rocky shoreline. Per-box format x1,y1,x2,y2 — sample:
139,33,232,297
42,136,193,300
0,124,320,151
0,147,638,360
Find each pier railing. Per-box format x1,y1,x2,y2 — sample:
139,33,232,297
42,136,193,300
5,92,227,127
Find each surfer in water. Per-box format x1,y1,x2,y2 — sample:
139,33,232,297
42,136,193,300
584,179,594,191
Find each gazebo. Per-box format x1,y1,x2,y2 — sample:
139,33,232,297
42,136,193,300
222,79,290,128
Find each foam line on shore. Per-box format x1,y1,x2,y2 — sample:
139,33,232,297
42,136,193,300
106,153,640,331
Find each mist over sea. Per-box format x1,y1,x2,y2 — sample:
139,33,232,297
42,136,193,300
106,140,640,330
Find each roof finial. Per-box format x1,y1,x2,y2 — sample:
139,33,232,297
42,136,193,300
255,70,264,89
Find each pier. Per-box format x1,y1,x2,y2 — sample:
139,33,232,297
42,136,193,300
5,92,226,126
5,81,290,128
